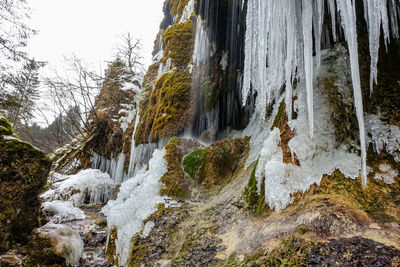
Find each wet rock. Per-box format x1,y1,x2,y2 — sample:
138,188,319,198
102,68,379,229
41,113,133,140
308,236,400,266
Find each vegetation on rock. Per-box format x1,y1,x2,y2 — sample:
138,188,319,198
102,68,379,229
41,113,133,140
160,137,189,199
162,18,193,68
168,0,191,22
0,114,52,253
290,170,400,225
183,138,248,188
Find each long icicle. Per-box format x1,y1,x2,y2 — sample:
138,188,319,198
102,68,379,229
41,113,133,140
302,0,314,138
337,0,367,187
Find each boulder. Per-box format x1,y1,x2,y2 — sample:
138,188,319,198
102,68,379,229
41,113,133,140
0,114,52,252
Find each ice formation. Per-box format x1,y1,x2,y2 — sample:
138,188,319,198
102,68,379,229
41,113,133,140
41,169,116,207
243,45,362,210
42,200,86,223
374,163,398,184
366,114,400,162
180,0,194,23
242,0,400,190
38,223,84,266
101,149,175,266
91,152,127,183
363,0,390,94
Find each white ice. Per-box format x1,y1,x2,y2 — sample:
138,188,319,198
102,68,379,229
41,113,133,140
42,200,86,223
101,149,172,266
41,169,116,207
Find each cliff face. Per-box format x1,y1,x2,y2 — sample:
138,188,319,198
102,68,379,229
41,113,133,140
136,0,251,146
113,0,400,265
32,0,400,266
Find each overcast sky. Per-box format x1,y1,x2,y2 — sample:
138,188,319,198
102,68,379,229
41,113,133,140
26,0,165,73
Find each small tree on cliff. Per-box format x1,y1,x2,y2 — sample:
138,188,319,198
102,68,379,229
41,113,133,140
115,32,145,76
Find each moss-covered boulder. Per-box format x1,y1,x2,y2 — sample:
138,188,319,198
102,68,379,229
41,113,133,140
160,137,202,199
22,230,66,266
0,114,52,252
183,138,248,188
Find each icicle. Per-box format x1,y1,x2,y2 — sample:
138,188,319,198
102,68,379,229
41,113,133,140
337,0,367,187
365,0,390,94
313,0,324,68
303,0,314,138
328,0,338,42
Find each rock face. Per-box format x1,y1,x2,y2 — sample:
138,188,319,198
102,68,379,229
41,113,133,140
0,114,52,252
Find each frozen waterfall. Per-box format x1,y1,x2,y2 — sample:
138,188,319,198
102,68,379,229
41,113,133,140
242,0,400,188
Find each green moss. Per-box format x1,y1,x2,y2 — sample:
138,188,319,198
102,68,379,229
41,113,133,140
296,226,311,235
150,71,193,142
244,161,258,212
183,149,204,178
254,175,272,217
271,100,285,130
244,161,272,217
184,139,246,188
226,252,237,265
23,233,66,266
0,114,14,136
162,18,193,68
202,81,218,112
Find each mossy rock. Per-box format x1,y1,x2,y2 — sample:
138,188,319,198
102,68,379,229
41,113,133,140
228,236,400,266
160,137,203,199
167,0,191,22
0,114,15,137
22,232,66,266
244,160,272,217
160,137,188,199
183,138,247,188
0,115,52,253
290,170,400,225
150,71,194,142
162,18,194,68
321,75,359,147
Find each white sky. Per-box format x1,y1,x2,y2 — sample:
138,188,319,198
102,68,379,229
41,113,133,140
26,0,165,73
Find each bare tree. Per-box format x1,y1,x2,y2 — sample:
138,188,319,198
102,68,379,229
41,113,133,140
115,33,145,76
44,54,103,138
